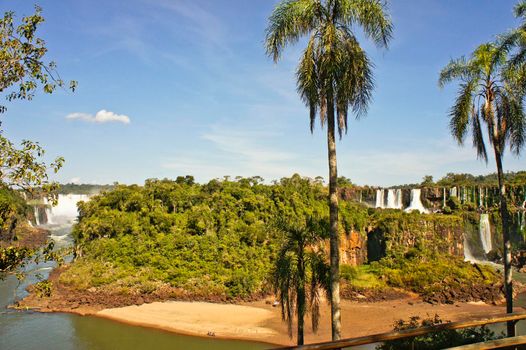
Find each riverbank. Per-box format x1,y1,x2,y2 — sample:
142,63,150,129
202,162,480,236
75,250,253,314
0,223,49,250
17,284,517,346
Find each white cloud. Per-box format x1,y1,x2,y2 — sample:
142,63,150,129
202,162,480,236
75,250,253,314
66,110,131,124
69,177,81,184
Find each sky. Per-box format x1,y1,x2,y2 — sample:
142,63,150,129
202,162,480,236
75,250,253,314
1,0,525,187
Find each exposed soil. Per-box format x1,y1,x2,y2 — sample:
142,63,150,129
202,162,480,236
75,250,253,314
341,286,412,303
0,224,49,250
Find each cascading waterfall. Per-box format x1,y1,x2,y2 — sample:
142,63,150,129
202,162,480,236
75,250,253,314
404,189,429,213
463,235,478,262
450,187,458,198
45,207,54,225
47,194,89,225
442,188,446,207
34,194,89,226
386,189,403,209
34,207,40,226
479,213,492,254
375,189,385,208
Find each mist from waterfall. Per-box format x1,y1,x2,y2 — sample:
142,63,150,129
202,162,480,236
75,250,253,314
39,194,89,226
404,189,429,213
479,213,492,253
463,235,478,262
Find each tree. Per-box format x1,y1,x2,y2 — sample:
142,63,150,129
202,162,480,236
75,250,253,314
0,5,74,200
0,136,64,198
439,43,526,337
0,5,76,115
265,0,392,340
272,217,330,345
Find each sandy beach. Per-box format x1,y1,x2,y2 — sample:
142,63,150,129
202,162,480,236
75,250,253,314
93,298,513,346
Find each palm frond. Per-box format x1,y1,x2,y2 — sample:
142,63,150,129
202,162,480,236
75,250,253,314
265,0,321,62
449,80,477,144
438,57,474,88
297,35,319,133
515,0,526,19
337,0,393,48
470,108,488,162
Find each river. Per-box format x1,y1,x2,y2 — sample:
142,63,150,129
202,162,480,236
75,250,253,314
0,210,267,350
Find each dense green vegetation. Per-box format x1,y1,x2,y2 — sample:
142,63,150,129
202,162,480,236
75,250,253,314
0,188,30,241
62,176,500,303
64,176,331,298
434,171,526,188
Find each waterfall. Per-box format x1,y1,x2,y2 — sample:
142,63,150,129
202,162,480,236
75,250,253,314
47,194,89,225
375,189,385,208
386,189,403,209
33,194,89,226
480,213,492,253
442,188,446,208
34,207,40,226
478,187,483,207
404,189,429,213
450,187,457,197
45,207,54,225
463,235,478,262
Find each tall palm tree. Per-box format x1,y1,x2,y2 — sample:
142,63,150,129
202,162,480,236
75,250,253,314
265,0,392,340
439,43,526,337
273,217,330,345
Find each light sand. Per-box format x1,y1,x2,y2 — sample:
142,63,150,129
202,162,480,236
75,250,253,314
97,301,277,340
95,298,515,346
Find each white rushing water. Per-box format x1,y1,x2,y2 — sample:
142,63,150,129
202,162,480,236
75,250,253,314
386,189,403,209
33,207,40,226
404,189,429,213
376,189,403,209
449,186,457,198
375,189,385,208
42,194,89,225
479,213,492,254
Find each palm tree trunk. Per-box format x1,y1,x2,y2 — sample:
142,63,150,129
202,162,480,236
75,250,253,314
297,248,306,346
495,147,515,337
327,98,341,341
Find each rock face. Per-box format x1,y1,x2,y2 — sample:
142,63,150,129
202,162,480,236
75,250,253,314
366,213,465,263
340,230,367,266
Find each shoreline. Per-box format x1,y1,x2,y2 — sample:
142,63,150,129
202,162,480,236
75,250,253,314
17,294,518,346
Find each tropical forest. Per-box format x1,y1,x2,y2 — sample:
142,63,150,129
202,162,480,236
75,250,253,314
1,1,526,350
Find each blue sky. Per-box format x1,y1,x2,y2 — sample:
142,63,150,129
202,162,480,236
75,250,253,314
1,0,525,186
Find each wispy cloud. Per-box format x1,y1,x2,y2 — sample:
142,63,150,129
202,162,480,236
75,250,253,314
154,0,227,48
66,110,131,124
161,121,318,182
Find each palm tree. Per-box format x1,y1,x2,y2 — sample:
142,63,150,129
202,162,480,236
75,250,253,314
273,217,330,345
265,0,392,340
439,43,526,337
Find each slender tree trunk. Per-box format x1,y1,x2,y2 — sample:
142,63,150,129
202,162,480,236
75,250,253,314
297,247,306,346
327,98,341,341
494,147,515,337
